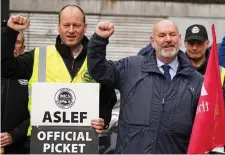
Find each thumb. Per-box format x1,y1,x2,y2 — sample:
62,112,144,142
109,28,114,36
25,19,30,27
108,23,114,35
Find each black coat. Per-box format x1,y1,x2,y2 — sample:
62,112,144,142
1,78,30,153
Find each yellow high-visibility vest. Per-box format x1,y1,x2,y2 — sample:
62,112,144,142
220,66,225,86
27,45,96,136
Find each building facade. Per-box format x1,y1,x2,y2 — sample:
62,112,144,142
9,0,225,60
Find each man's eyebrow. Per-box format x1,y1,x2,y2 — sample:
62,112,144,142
157,32,166,35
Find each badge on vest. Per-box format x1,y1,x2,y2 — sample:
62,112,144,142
81,71,95,83
54,88,76,109
18,79,28,85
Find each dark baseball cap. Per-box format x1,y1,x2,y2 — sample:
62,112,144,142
185,24,208,42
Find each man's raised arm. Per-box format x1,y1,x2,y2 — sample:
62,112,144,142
87,21,124,89
2,15,33,79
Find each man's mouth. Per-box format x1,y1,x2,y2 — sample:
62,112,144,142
163,44,175,48
67,36,76,39
190,51,200,55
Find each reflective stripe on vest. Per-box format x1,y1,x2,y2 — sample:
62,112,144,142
27,46,96,136
28,47,46,96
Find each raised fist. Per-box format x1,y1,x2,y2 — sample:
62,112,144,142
7,15,30,31
96,21,114,38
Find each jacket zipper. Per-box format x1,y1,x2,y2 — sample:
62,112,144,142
72,59,75,70
162,98,165,112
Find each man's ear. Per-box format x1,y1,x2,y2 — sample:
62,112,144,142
150,36,154,44
179,34,182,43
84,23,87,34
184,41,188,48
205,40,210,46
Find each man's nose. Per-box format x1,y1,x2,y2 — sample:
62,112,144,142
192,43,199,50
165,35,172,42
69,25,75,33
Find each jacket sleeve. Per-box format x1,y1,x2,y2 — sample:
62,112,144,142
99,84,117,129
87,33,125,89
9,116,30,144
219,36,225,68
1,26,34,80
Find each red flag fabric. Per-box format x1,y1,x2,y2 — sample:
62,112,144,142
187,24,225,154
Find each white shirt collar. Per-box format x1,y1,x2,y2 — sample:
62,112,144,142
157,56,179,73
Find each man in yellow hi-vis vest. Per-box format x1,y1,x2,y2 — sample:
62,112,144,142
2,5,117,153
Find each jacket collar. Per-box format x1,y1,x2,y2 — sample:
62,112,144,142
55,35,89,60
142,49,196,76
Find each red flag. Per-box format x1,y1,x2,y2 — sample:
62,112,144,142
187,25,225,154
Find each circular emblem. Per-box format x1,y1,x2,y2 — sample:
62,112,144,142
81,70,95,82
191,26,200,33
54,88,76,109
18,79,28,85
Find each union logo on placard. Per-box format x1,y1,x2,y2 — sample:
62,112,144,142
54,88,76,109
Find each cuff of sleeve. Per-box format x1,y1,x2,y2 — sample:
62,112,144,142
8,131,17,144
9,130,26,144
5,26,19,37
92,33,109,44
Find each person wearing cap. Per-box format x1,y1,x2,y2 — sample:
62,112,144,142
184,24,211,75
184,24,225,80
185,24,225,154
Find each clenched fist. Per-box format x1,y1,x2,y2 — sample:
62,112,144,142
96,21,114,38
7,15,30,32
91,118,105,134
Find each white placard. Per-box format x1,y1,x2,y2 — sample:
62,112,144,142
31,83,99,126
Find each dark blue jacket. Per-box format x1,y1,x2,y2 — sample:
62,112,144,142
87,33,203,154
219,36,225,68
138,44,152,56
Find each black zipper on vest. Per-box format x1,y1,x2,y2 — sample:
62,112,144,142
72,59,75,70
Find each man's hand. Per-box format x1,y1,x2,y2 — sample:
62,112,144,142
0,132,13,147
96,21,114,38
7,15,30,31
91,118,104,134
